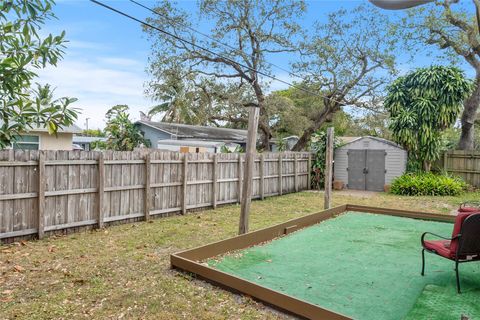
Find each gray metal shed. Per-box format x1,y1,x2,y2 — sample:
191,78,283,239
334,136,407,191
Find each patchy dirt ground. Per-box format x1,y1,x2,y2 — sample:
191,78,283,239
1,191,478,319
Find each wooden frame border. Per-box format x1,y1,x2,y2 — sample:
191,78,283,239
170,204,456,320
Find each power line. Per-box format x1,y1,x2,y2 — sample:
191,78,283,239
89,0,346,107
129,0,308,83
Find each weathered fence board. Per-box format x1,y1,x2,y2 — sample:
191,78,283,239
0,150,311,242
440,150,480,187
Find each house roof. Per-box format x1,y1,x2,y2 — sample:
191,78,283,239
72,136,107,143
136,120,248,142
270,135,299,144
29,124,82,134
339,136,403,149
157,139,226,148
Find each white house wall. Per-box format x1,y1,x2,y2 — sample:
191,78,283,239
334,137,407,187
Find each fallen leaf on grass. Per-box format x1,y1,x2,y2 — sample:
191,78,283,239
73,279,86,285
48,246,56,253
13,265,25,273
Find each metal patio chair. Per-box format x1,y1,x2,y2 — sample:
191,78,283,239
421,212,480,293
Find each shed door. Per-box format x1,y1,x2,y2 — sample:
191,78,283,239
365,150,386,191
347,150,366,190
347,150,386,191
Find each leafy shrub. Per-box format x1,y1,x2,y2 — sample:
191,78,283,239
390,173,467,196
309,131,342,190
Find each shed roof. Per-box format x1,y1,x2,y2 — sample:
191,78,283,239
339,136,403,149
136,120,248,142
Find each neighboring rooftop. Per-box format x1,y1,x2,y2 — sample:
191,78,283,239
72,136,107,143
29,123,83,134
136,120,248,142
157,139,227,148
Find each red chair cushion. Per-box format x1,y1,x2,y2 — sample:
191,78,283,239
450,212,475,255
424,240,453,258
458,206,480,213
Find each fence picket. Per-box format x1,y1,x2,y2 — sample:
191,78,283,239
0,150,311,241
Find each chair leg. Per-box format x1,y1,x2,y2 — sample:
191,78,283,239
455,261,461,294
421,249,425,276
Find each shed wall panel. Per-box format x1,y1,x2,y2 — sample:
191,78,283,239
334,149,348,183
334,137,407,188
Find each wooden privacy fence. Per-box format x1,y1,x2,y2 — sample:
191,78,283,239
440,150,480,187
0,150,311,241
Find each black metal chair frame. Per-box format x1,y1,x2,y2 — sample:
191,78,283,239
421,213,480,293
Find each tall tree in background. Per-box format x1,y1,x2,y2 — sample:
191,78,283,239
385,66,472,171
147,64,208,125
0,0,79,148
144,0,306,150
103,105,149,151
146,64,252,127
291,5,398,150
265,86,363,139
401,1,480,149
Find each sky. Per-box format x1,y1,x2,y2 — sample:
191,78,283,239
35,0,464,130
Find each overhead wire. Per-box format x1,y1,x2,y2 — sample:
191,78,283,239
129,0,308,83
89,0,347,107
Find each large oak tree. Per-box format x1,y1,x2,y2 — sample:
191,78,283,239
144,0,306,150
291,5,398,150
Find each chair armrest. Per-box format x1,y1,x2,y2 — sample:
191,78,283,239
421,232,455,246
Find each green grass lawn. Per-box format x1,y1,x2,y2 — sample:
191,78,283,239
1,190,480,319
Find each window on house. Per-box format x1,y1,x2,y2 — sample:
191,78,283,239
12,135,40,150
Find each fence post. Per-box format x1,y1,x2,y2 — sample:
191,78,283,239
260,154,265,200
37,151,45,239
144,153,151,221
238,154,243,203
212,154,217,209
294,153,298,192
443,151,448,171
307,153,312,190
278,153,283,196
97,153,105,228
182,153,188,214
324,127,334,209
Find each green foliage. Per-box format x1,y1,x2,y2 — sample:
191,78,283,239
390,172,467,196
309,130,342,190
220,145,244,153
102,105,149,151
82,129,105,137
385,66,472,171
0,0,79,148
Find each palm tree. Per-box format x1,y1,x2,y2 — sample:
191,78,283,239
148,71,199,124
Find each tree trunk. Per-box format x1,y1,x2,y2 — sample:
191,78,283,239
423,160,431,172
292,106,336,151
259,121,272,151
458,77,480,150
